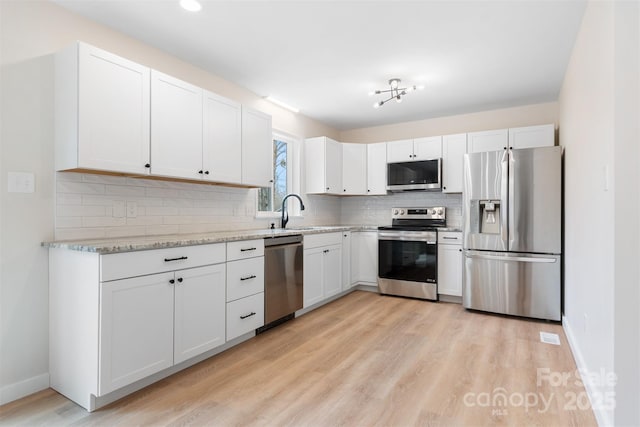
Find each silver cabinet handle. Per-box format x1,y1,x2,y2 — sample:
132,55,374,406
442,236,459,240
465,253,556,263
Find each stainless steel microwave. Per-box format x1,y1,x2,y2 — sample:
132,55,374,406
386,158,442,191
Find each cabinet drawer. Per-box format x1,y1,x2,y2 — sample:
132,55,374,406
304,232,342,249
101,244,225,282
226,293,264,340
438,232,462,245
227,239,265,261
226,257,265,302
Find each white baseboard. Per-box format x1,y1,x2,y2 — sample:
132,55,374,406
562,316,612,427
0,373,50,406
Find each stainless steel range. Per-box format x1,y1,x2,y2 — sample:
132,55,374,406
377,207,446,301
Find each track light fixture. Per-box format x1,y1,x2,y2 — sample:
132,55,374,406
370,78,424,108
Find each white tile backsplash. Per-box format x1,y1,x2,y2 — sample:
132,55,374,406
55,172,461,240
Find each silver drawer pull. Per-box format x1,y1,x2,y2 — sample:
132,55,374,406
240,247,257,252
164,256,188,262
442,236,459,240
240,312,256,319
240,275,257,281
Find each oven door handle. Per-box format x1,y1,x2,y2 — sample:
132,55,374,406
378,231,436,242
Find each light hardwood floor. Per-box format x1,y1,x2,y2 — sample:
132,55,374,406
1,291,596,426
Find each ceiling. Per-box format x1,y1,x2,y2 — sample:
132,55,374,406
53,0,587,131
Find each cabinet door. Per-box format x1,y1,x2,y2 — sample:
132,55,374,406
304,137,327,194
467,129,508,153
303,247,324,308
323,245,343,298
174,264,226,364
352,231,378,284
437,244,463,297
325,138,343,194
151,71,203,180
342,232,352,291
99,272,174,395
386,139,414,163
342,143,367,195
203,91,242,184
77,43,150,174
242,107,272,187
508,124,554,149
442,133,467,193
367,142,387,195
413,136,442,160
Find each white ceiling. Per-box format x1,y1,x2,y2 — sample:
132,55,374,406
53,0,586,131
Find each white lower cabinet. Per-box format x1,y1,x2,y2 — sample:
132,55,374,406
99,263,226,395
351,231,378,286
437,232,463,297
226,292,265,340
303,233,343,308
49,242,233,411
341,231,352,290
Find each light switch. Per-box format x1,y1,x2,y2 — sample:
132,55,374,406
7,172,35,193
126,201,137,218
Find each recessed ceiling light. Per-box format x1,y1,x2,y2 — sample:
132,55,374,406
180,0,202,12
265,96,299,113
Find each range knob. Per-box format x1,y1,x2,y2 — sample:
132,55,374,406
393,209,399,215
437,208,443,215
400,209,405,215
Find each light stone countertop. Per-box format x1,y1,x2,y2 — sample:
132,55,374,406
42,225,380,254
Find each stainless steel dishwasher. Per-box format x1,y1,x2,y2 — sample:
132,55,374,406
263,234,303,327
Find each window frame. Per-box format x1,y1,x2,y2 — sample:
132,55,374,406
255,130,302,219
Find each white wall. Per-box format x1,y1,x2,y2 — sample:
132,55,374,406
559,1,640,425
0,0,340,405
339,102,558,143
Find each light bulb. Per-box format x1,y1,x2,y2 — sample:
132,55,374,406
368,91,375,96
389,79,399,89
180,0,202,12
416,85,425,90
396,95,402,103
373,101,381,109
406,85,416,93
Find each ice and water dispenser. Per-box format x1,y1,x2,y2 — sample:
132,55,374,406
469,200,502,235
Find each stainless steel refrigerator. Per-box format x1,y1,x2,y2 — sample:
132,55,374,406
462,146,562,321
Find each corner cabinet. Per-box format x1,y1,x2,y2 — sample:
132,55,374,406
351,231,378,286
303,233,343,307
304,137,343,195
49,244,227,411
241,108,273,188
55,41,151,175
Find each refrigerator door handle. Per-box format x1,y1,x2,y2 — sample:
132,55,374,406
465,252,557,263
500,149,509,245
508,148,516,249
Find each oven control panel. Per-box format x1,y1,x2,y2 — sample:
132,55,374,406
391,207,445,220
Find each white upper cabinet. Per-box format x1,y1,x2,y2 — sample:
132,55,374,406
305,137,343,195
387,137,442,162
55,42,150,174
467,129,509,153
367,142,387,195
203,91,242,184
508,124,555,149
442,133,467,193
241,107,273,188
413,136,443,160
151,70,203,180
342,143,367,195
386,139,415,163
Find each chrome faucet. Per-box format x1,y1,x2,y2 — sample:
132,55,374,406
281,194,305,229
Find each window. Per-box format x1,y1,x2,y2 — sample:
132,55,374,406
257,132,300,216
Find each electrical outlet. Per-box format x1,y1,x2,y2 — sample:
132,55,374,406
113,200,125,218
126,201,137,218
